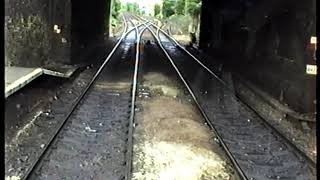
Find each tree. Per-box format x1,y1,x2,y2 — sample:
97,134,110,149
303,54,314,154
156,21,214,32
154,4,161,17
126,2,139,13
176,0,186,15
185,0,201,17
132,2,139,13
185,0,201,42
126,2,131,11
111,0,121,18
162,0,175,18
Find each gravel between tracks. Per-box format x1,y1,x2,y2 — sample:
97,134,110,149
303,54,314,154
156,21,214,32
132,39,237,180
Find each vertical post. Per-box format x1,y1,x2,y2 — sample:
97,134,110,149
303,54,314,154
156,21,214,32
199,0,210,49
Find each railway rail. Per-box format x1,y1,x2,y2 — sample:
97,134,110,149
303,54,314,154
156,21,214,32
134,17,316,180
9,14,316,180
125,19,150,180
151,20,317,165
20,16,146,180
150,18,317,163
144,23,247,180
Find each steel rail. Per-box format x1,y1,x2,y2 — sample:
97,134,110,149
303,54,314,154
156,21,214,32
125,22,150,180
144,25,249,180
133,15,227,86
153,25,317,167
127,17,138,40
142,15,316,123
22,17,144,180
136,16,317,167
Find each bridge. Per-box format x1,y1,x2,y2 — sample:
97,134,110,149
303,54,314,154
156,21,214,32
4,0,316,179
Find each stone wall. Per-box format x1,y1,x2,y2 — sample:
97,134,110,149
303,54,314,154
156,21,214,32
49,0,72,65
5,0,72,67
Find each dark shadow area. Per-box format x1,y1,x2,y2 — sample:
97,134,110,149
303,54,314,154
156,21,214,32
5,75,68,142
198,0,316,114
71,0,112,64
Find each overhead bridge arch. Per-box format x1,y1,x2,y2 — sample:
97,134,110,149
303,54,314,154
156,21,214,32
4,0,316,114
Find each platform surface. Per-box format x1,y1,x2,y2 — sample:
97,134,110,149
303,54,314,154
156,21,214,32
42,64,78,78
5,65,79,98
5,67,43,98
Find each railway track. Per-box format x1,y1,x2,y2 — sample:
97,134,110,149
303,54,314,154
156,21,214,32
133,17,316,180
9,14,316,180
20,16,146,180
125,19,151,180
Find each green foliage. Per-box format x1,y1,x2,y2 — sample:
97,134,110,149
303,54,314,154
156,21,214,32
133,2,139,12
154,4,161,17
167,14,191,34
160,0,201,18
185,0,201,17
176,0,186,15
162,0,175,18
126,3,130,11
126,2,140,13
111,0,122,18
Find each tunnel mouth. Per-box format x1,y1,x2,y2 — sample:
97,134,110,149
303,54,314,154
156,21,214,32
110,0,203,46
71,0,316,114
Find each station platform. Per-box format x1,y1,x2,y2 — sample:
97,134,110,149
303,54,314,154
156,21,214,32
5,65,78,98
